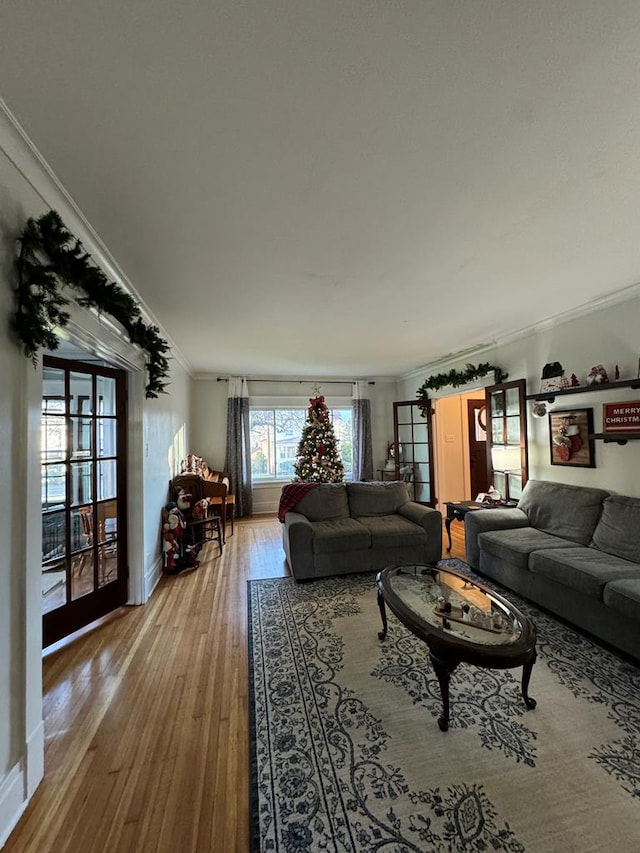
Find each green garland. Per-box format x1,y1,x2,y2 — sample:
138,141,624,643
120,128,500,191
416,362,508,417
12,210,170,398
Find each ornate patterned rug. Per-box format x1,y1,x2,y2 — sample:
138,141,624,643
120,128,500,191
248,560,640,852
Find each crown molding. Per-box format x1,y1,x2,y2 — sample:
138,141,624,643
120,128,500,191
403,281,640,383
0,97,192,376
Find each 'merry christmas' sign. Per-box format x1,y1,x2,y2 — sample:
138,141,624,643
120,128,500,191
602,400,640,433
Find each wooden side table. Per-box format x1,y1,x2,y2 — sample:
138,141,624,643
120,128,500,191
444,500,518,551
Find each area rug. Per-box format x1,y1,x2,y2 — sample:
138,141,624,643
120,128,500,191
248,559,640,852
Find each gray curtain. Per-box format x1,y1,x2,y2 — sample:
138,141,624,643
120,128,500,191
223,377,253,517
352,381,373,481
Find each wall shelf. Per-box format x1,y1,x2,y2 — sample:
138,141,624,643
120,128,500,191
590,432,640,445
526,378,640,403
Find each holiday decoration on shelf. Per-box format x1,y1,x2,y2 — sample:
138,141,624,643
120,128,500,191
586,364,609,385
540,362,568,393
416,363,507,418
294,396,345,483
12,210,171,398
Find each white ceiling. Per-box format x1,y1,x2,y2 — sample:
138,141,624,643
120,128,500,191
2,1,640,378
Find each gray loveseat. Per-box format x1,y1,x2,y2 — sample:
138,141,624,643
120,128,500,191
465,479,640,660
282,481,442,581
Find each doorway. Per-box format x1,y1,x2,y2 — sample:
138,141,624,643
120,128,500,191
41,355,129,647
433,390,487,511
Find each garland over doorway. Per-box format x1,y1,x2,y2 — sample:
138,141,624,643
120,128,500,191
12,210,170,398
416,362,507,417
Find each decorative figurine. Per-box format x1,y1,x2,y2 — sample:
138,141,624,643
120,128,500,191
587,364,609,385
570,373,580,387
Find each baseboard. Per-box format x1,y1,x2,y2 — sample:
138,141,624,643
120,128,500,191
145,556,164,599
0,720,44,848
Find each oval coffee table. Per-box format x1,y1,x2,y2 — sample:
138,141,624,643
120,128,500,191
376,564,537,731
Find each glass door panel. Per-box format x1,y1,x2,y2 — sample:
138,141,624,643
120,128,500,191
393,400,435,506
485,379,528,503
42,356,128,647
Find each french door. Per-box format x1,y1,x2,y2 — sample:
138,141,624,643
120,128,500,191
41,356,128,647
485,378,529,502
393,400,436,506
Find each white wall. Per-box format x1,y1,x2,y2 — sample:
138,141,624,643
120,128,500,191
0,109,192,845
190,377,399,514
401,292,640,497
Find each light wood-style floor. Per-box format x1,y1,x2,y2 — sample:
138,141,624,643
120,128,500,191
5,516,466,853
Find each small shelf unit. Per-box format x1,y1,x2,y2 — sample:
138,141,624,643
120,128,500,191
527,378,640,444
526,378,640,403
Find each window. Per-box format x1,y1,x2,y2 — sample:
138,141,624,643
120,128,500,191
250,407,353,481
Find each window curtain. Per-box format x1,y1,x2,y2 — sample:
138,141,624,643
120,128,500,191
352,381,373,481
224,377,253,517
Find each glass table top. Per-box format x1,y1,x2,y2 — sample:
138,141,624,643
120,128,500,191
379,564,524,647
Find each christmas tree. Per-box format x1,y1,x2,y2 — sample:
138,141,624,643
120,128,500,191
294,396,345,482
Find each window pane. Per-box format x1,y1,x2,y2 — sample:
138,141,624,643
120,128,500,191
42,415,66,463
71,372,93,414
97,500,117,544
42,463,66,508
70,416,92,459
42,511,66,563
397,424,413,444
413,444,428,463
98,418,117,458
506,416,521,444
70,507,91,552
250,410,276,479
98,460,117,500
43,367,65,405
97,376,117,415
70,461,92,505
491,419,505,444
491,391,504,417
505,387,520,416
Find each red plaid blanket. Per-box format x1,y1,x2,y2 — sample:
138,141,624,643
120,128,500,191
278,482,319,522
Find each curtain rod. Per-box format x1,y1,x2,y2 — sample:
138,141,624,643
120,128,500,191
216,378,375,385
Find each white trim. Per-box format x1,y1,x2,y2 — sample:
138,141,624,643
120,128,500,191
0,762,27,849
126,369,147,605
145,556,164,600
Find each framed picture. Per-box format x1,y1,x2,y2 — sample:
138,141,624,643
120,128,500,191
548,408,595,467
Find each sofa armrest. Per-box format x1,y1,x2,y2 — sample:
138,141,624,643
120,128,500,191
464,508,529,569
399,502,443,558
282,511,315,578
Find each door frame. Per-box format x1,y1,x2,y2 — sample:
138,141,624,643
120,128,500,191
41,355,130,647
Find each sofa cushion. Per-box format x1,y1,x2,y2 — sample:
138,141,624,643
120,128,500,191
478,528,575,572
355,514,426,549
347,481,408,517
517,480,609,545
295,484,349,522
603,577,640,621
529,547,640,600
591,495,640,564
311,518,371,554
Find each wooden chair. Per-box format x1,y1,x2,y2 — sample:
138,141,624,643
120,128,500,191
200,479,231,543
171,472,235,540
167,475,224,559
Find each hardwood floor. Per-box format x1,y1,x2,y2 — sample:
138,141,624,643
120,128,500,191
5,516,466,853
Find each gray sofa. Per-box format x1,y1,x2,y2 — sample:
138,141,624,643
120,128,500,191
282,481,442,581
465,479,640,660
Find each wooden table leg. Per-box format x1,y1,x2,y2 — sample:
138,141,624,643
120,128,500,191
521,648,537,710
430,653,458,732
